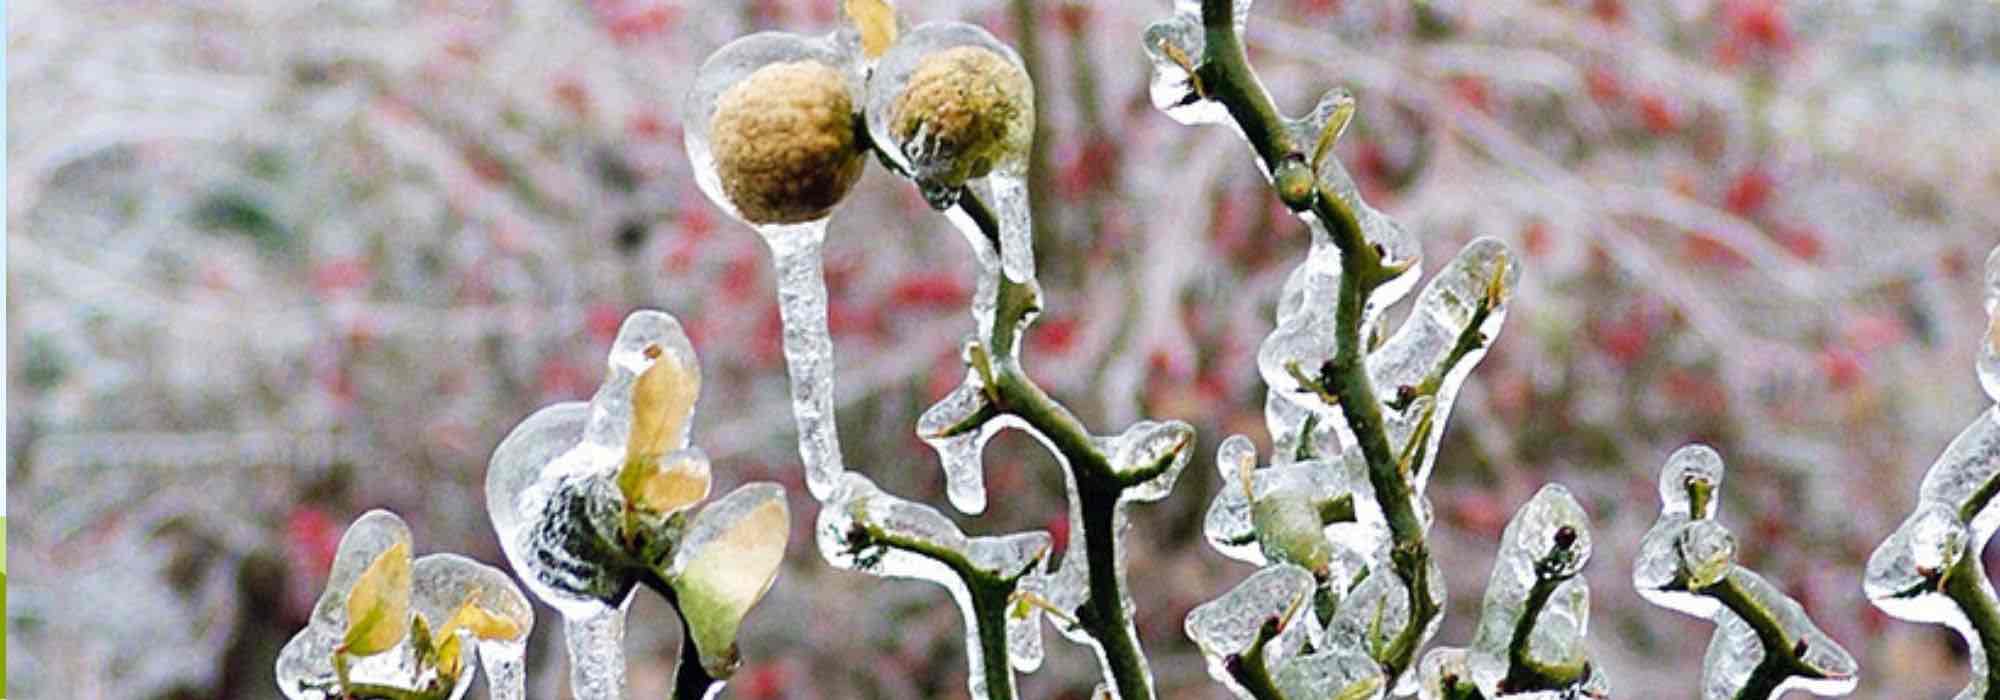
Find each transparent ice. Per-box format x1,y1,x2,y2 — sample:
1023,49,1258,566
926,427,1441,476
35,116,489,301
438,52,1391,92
665,482,792,677
1278,648,1386,700
1917,407,2000,538
1458,485,1599,698
277,510,532,700
1102,419,1196,501
919,368,1024,515
684,30,862,501
1184,563,1317,697
1327,560,1446,694
1864,501,1970,626
1637,446,1856,699
1202,436,1380,590
1982,246,2000,403
815,472,1052,699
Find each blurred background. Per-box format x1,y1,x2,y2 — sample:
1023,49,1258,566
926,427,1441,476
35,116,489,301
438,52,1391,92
8,0,2000,697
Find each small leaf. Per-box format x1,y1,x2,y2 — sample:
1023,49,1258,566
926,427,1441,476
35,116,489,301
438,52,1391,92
439,592,527,642
342,541,412,656
846,0,898,58
628,343,701,462
620,449,713,517
672,489,790,677
435,631,465,680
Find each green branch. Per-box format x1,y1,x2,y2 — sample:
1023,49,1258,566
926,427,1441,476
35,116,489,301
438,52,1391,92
1225,617,1291,700
1940,554,2000,700
835,518,1031,700
1187,0,1435,682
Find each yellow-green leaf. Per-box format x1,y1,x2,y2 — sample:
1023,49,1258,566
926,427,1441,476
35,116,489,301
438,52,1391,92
846,0,898,58
628,343,701,463
435,631,465,681
673,498,789,676
341,542,412,656
438,592,526,643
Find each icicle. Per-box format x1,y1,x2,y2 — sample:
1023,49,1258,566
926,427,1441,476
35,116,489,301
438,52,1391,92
564,606,629,700
761,221,848,499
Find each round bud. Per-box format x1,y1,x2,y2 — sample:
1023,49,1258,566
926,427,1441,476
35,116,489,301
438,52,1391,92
709,60,867,225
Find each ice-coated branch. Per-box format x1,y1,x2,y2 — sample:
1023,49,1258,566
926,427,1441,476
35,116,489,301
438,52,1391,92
1635,445,1857,700
1864,244,2000,700
1151,0,1525,689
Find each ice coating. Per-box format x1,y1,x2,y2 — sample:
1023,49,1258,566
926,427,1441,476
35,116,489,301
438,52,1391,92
1278,649,1386,700
1917,407,2000,537
277,511,528,700
1982,246,2000,403
684,30,859,501
684,31,862,228
564,607,628,700
1140,15,1229,127
1460,485,1597,697
1103,420,1196,502
1864,501,1971,626
410,554,535,700
815,472,1051,699
1327,561,1446,693
668,482,792,677
1699,571,1858,699
1360,238,1518,491
1417,647,1471,700
918,369,1009,514
1183,563,1317,697
866,22,1038,284
1637,446,1856,698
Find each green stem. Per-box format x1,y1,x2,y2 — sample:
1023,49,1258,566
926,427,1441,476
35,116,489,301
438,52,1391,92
841,519,1025,700
637,571,723,700
1498,573,1588,692
1942,552,2000,700
1696,572,1834,700
1227,619,1290,700
1190,0,1434,681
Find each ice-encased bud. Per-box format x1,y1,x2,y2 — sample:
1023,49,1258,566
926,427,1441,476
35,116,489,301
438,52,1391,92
1676,519,1737,590
1864,501,1970,624
1463,485,1596,695
687,33,865,226
277,511,531,700
1417,647,1472,700
668,483,791,678
1982,245,2000,403
1328,562,1445,692
1184,564,1317,697
1660,444,1725,519
1141,15,1230,126
869,23,1031,206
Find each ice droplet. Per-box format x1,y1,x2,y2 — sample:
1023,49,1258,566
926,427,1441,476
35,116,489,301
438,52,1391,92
1184,564,1317,697
918,369,1009,514
1659,444,1726,519
1103,420,1196,502
1141,15,1230,126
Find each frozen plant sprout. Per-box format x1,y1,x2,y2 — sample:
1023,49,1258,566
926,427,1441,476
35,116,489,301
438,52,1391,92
485,310,790,699
1866,245,2000,700
276,510,532,700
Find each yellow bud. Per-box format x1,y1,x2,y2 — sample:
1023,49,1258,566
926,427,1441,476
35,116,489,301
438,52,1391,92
890,45,1031,189
711,61,867,225
629,343,700,461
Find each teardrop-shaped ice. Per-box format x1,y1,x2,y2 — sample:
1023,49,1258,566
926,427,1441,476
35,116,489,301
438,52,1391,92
918,370,1006,514
1660,444,1727,519
1917,407,2000,540
1103,420,1196,502
1865,501,1970,626
1463,485,1596,696
411,554,535,700
1140,15,1231,126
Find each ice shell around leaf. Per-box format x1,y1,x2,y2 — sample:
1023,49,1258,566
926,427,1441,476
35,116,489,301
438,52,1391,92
1633,515,1717,619
685,31,862,228
1277,648,1386,700
1141,15,1230,127
585,311,699,455
279,511,529,700
1185,564,1317,695
1676,519,1737,590
1917,406,2000,539
1104,419,1195,501
669,482,791,678
1328,561,1446,691
1659,444,1726,519
1865,501,1970,626
343,540,414,656
412,554,535,700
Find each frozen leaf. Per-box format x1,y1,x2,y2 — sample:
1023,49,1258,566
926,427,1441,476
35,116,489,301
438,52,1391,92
1104,419,1195,501
343,541,413,656
844,0,899,58
628,341,701,460
1141,15,1228,126
671,483,791,677
620,448,713,518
